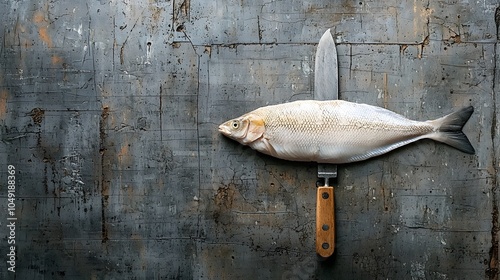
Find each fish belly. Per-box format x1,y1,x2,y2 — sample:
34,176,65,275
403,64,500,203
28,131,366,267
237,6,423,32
257,100,433,164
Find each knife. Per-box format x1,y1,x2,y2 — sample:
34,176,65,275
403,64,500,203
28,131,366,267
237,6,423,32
314,28,338,258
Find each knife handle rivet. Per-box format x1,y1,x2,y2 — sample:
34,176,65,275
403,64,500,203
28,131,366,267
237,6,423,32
322,224,329,231
322,192,329,199
322,243,329,249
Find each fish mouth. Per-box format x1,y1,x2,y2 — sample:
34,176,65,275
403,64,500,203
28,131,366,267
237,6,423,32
218,125,231,136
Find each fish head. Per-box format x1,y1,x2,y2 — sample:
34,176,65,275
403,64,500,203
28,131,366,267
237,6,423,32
218,114,265,145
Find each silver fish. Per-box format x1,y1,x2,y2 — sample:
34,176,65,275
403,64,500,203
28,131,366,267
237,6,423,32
218,100,475,164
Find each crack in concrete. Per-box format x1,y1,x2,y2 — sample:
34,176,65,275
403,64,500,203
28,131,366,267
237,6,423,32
120,16,141,65
99,106,110,244
487,6,500,280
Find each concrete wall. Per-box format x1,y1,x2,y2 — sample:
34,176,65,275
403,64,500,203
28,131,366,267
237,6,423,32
0,0,499,279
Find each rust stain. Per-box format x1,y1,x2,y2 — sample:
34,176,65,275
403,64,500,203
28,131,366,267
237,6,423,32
33,11,53,47
213,184,236,226
204,45,212,57
118,140,129,158
0,89,8,119
450,34,461,44
33,11,45,23
30,107,45,125
215,185,235,209
149,6,162,26
211,183,258,227
51,55,63,65
118,140,133,168
400,44,408,54
420,6,434,19
38,27,53,48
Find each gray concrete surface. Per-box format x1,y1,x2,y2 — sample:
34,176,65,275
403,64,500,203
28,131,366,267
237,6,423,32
0,0,499,279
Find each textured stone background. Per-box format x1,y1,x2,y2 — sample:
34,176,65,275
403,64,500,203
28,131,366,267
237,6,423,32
0,0,499,279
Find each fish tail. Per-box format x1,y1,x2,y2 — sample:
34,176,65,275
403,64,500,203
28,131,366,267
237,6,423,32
428,106,475,154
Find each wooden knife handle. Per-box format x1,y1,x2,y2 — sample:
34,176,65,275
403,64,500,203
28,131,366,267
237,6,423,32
316,186,335,258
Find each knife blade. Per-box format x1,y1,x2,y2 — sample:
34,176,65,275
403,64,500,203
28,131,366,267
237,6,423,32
314,29,338,101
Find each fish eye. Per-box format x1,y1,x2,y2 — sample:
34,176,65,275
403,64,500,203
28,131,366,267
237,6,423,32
231,120,239,129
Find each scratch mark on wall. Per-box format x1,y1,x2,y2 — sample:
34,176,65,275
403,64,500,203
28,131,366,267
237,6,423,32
159,84,163,141
100,106,110,244
383,73,388,109
120,16,141,65
257,15,263,43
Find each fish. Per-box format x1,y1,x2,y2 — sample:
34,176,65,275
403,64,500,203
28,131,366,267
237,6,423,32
218,100,475,164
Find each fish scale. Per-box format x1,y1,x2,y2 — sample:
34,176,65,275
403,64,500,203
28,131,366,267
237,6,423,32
250,100,434,163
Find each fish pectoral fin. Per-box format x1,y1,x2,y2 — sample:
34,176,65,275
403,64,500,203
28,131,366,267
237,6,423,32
249,137,277,157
